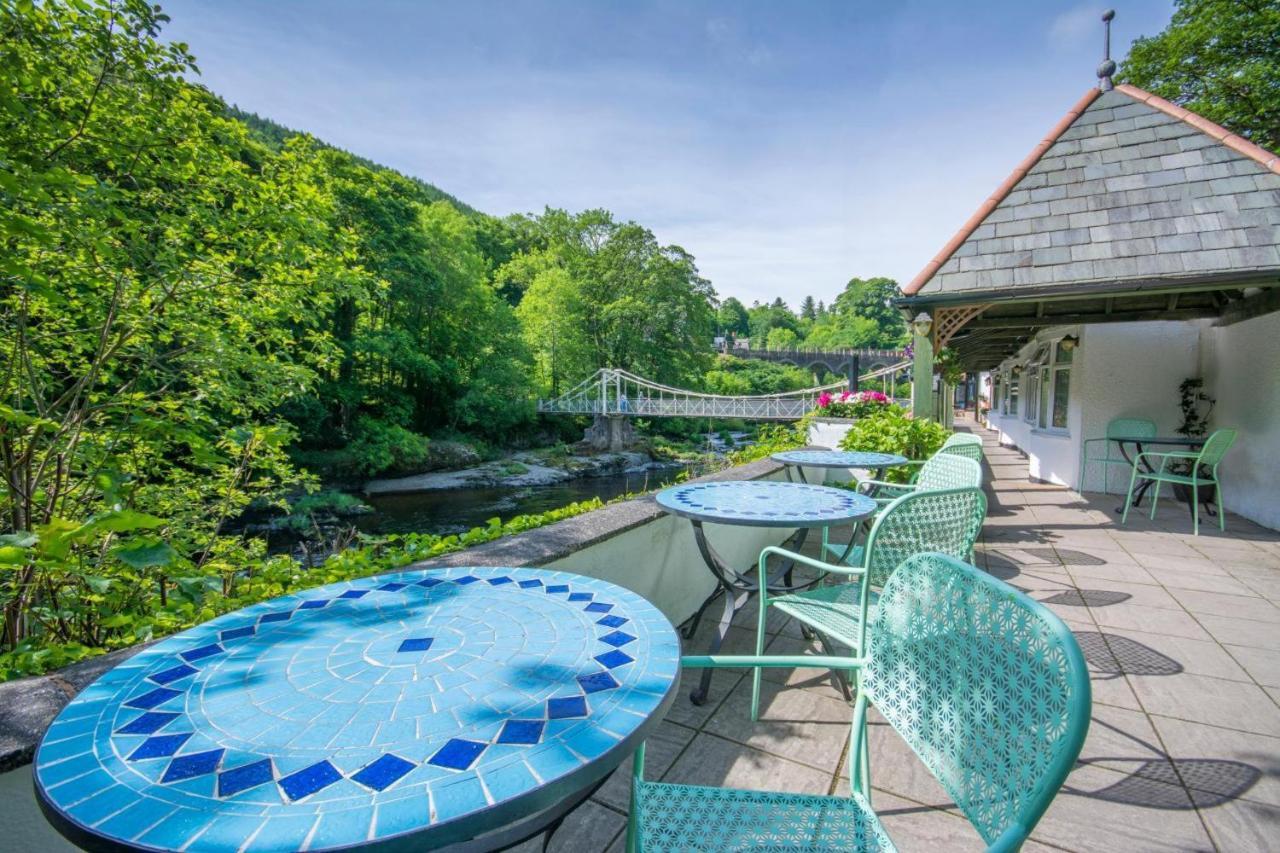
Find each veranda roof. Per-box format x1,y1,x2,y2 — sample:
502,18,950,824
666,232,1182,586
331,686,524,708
896,84,1280,368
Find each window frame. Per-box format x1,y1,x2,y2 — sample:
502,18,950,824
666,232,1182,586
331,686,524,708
1036,339,1073,433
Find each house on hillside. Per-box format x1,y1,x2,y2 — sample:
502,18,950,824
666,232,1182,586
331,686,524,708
896,76,1280,530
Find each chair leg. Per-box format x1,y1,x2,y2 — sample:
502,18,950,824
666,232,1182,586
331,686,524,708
751,598,767,722
1217,480,1226,531
1192,482,1199,536
1149,478,1161,520
1121,466,1139,525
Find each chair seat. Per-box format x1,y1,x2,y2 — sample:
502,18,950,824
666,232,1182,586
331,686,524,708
771,583,877,647
821,543,865,565
633,780,896,852
1134,470,1215,486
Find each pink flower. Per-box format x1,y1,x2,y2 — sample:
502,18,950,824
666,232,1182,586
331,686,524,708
839,391,852,401
817,392,833,408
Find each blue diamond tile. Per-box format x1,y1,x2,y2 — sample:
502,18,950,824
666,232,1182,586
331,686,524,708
124,687,182,710
397,638,434,653
378,582,408,591
547,696,588,719
545,584,569,594
128,733,192,761
179,643,223,663
351,754,415,791
416,578,444,588
594,650,634,669
567,592,593,602
259,611,292,624
220,625,255,642
427,739,486,771
299,599,328,610
598,631,636,648
162,749,224,783
218,759,274,797
338,589,369,599
517,579,542,589
455,576,481,585
279,760,342,801
577,671,620,693
148,664,197,686
116,712,179,735
584,602,613,613
496,720,545,745
486,576,512,586
596,614,628,628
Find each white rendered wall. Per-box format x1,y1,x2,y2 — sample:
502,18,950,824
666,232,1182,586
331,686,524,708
1199,311,1280,530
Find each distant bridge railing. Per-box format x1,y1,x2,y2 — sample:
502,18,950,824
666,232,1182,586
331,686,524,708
536,364,910,421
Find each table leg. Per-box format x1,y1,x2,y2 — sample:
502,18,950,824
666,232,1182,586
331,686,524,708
689,586,749,706
1114,440,1157,513
786,465,808,484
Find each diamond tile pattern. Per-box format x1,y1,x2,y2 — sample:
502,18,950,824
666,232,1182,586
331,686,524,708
34,566,678,851
655,480,875,527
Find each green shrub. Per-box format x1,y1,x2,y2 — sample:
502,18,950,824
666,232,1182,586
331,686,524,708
728,423,805,465
346,416,431,476
837,406,949,482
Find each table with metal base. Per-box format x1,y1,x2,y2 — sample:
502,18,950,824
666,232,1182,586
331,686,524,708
35,567,679,853
655,481,877,705
771,449,909,490
1112,435,1209,517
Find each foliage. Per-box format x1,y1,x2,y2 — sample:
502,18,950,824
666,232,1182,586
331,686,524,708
747,300,799,344
838,406,950,482
344,417,432,477
934,347,966,385
1175,377,1216,438
803,277,908,351
1118,0,1280,153
727,423,806,466
814,390,892,420
764,327,801,350
0,497,605,681
716,296,750,337
703,356,812,396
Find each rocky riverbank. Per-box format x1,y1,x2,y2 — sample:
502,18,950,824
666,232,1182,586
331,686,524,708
363,449,669,496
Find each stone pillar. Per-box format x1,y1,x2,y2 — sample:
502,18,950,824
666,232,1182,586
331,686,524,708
583,415,635,451
847,355,860,393
911,331,934,420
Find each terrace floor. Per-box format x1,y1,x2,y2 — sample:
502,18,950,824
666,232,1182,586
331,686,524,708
523,418,1280,852
6,419,1278,851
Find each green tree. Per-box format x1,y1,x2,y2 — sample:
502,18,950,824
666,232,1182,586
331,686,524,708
717,296,750,336
823,277,907,348
1119,0,1280,153
747,302,798,344
800,295,817,321
765,327,801,350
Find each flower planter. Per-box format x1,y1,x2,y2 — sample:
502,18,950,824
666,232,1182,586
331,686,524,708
807,417,857,449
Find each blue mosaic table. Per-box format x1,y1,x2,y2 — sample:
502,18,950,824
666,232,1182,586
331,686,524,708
655,481,876,703
34,567,679,852
770,450,908,484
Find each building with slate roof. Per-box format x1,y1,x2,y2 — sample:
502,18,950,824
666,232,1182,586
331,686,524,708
895,76,1280,530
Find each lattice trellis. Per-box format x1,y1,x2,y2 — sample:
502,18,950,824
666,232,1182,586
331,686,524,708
931,303,990,349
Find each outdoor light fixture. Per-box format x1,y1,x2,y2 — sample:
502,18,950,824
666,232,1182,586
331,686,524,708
1059,334,1079,352
911,312,933,337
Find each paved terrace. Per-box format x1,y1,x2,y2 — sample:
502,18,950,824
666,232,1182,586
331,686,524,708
520,420,1280,853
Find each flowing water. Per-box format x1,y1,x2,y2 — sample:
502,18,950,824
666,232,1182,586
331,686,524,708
354,466,692,536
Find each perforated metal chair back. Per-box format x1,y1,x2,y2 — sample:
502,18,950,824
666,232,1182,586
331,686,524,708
1105,417,1157,440
1197,428,1238,468
916,453,983,491
863,553,1091,851
940,440,984,462
864,487,986,591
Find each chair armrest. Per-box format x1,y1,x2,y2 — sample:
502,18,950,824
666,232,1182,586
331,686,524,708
681,654,866,669
858,479,913,493
1136,450,1200,461
759,545,867,577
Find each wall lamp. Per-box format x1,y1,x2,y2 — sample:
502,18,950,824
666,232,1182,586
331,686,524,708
911,312,933,338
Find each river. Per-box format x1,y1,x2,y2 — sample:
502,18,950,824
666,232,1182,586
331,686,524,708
353,465,692,536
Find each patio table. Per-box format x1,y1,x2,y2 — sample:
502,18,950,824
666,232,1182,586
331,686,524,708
34,566,678,853
771,449,908,487
1111,435,1208,514
655,480,876,704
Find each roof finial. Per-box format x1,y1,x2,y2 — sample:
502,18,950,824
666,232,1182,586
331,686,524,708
1097,9,1117,91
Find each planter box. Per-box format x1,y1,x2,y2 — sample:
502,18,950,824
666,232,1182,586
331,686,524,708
807,417,856,449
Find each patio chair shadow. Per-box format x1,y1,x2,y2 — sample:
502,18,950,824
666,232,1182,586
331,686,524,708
1073,631,1182,678
1041,589,1133,607
1075,758,1261,809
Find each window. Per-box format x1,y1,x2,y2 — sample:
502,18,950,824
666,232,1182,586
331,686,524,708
1039,340,1073,430
1006,370,1019,415
1023,345,1048,423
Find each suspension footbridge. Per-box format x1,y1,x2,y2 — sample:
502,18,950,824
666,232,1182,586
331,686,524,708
536,362,911,421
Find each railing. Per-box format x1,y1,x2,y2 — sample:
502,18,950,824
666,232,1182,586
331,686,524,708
536,364,911,420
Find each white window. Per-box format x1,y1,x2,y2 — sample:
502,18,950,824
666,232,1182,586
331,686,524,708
1023,345,1048,424
1005,369,1019,415
1038,340,1073,431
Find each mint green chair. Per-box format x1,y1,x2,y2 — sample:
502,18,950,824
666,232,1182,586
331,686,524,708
628,553,1092,852
855,452,983,507
1079,417,1156,493
883,432,985,486
757,486,987,715
1122,428,1238,535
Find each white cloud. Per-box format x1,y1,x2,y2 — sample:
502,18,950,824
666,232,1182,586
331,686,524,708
1049,5,1106,47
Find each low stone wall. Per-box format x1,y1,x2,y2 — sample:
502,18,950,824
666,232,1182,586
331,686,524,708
0,455,838,773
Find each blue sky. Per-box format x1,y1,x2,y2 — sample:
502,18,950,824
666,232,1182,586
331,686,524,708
160,0,1174,307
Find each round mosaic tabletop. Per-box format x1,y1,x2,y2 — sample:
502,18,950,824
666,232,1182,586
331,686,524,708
34,567,679,852
771,450,908,469
655,480,876,528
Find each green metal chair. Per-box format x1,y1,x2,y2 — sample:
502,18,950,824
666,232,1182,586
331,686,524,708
885,433,985,485
854,451,983,508
628,553,1092,852
757,486,987,716
1079,417,1156,493
1122,428,1238,535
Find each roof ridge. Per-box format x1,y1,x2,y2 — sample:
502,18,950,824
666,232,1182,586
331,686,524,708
1113,83,1280,176
902,87,1101,296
